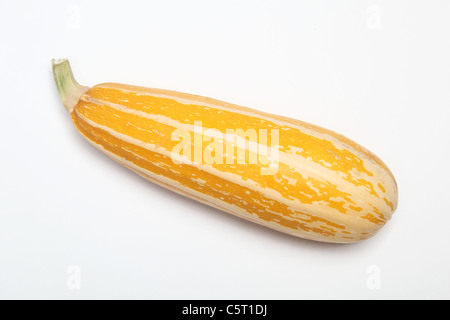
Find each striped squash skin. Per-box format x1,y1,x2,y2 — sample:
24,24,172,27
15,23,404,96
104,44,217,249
72,83,397,243
55,61,398,243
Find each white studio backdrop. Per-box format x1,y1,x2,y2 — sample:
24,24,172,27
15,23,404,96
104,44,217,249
1,0,449,299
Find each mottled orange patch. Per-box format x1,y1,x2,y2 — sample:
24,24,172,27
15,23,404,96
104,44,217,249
361,207,386,225
349,205,363,212
383,197,394,210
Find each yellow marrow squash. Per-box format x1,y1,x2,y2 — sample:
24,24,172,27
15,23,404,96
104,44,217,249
52,59,398,243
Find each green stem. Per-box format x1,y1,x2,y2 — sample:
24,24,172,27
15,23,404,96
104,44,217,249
52,59,89,112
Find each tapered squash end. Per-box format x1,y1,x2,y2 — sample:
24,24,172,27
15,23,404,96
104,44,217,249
52,59,89,113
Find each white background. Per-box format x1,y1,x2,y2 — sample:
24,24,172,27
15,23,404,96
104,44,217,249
1,0,449,300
